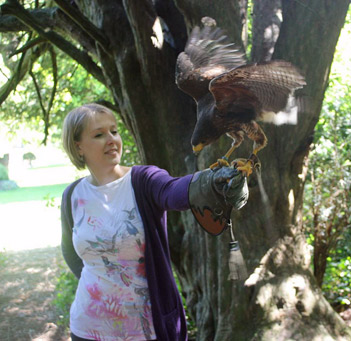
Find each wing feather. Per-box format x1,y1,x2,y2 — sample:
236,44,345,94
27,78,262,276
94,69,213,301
176,24,246,101
209,61,306,114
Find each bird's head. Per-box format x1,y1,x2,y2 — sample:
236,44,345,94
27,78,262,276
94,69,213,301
191,92,227,155
191,112,222,156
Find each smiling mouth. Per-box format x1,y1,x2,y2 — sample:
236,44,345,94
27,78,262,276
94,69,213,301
105,149,118,155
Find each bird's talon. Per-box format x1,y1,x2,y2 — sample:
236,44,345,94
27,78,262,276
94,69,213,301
248,153,259,165
254,162,261,174
210,158,230,169
248,153,261,174
231,158,248,169
237,162,253,177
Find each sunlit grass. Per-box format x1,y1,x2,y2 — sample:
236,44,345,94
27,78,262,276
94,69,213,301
0,183,69,204
27,164,68,170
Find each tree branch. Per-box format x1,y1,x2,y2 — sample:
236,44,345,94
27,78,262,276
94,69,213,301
0,8,56,32
47,46,58,118
53,0,110,54
0,40,46,105
1,0,106,85
29,69,46,122
0,7,99,54
29,46,58,144
9,36,46,57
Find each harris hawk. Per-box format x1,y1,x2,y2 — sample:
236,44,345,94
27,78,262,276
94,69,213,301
175,18,306,176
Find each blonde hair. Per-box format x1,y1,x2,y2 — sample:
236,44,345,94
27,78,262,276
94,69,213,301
62,103,116,169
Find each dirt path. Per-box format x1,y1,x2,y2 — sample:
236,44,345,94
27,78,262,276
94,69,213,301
0,246,70,341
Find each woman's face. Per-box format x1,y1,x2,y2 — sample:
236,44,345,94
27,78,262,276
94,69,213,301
76,112,123,171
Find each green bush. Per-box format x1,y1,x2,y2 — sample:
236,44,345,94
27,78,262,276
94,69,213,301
0,164,9,181
0,180,18,191
53,267,78,327
0,249,7,267
323,255,351,310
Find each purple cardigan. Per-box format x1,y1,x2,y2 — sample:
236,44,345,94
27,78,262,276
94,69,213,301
61,165,192,341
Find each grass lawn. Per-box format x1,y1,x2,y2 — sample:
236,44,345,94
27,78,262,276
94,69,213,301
0,158,81,250
0,183,69,204
0,163,85,204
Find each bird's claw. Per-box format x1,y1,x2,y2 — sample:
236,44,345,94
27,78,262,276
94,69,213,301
210,154,261,177
231,155,261,177
209,157,230,170
249,153,261,174
236,160,253,177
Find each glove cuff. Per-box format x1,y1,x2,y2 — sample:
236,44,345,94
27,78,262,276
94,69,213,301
188,169,232,235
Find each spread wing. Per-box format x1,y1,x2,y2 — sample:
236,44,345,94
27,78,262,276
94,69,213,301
209,61,306,120
176,24,246,101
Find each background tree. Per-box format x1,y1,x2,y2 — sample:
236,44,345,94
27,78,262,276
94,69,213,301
303,11,351,313
0,0,350,339
22,151,36,167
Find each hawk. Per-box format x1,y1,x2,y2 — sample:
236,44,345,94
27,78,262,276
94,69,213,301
175,18,306,176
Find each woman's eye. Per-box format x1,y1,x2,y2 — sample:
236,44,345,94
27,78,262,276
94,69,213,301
111,131,118,135
94,133,103,138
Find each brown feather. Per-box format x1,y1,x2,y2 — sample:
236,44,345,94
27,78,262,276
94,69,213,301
175,19,306,155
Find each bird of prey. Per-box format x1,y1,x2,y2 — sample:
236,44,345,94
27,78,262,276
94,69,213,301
175,18,306,176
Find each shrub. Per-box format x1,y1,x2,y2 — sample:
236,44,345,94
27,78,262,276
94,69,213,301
0,180,18,191
0,249,7,267
53,267,78,328
0,164,9,181
323,256,351,310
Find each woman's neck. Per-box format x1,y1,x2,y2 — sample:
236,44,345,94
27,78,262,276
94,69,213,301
88,164,131,186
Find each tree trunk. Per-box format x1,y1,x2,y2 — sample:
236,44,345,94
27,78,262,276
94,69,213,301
1,0,350,339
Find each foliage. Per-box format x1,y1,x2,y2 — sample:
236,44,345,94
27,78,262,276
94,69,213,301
23,152,36,161
0,248,7,267
43,193,59,208
1,45,105,143
0,180,18,191
173,270,197,339
323,256,351,310
303,9,351,307
0,164,9,180
52,266,78,328
1,44,140,164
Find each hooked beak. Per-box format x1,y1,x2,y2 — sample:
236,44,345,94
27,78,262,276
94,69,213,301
192,143,204,156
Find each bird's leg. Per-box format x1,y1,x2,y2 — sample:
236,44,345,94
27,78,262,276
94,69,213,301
235,122,267,177
248,141,266,172
210,133,244,170
209,144,235,169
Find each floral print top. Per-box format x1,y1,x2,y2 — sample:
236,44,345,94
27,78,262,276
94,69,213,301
69,170,156,340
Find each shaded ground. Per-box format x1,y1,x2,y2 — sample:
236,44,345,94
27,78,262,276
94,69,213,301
0,246,70,341
0,244,349,341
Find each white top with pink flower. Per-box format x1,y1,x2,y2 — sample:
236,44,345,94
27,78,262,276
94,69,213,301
70,170,156,340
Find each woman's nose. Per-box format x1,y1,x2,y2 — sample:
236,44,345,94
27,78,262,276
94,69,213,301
107,132,116,144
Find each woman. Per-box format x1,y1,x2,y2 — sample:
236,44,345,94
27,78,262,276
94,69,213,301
61,103,248,340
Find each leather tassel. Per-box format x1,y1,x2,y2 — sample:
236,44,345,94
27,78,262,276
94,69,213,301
228,240,248,281
227,220,248,281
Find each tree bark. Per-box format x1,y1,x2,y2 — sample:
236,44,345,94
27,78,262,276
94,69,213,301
0,0,350,339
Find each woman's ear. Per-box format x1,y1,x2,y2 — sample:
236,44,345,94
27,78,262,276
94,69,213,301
75,141,83,156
